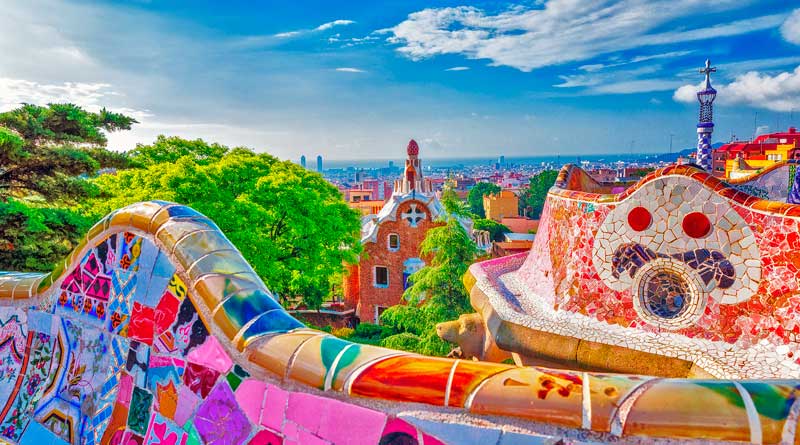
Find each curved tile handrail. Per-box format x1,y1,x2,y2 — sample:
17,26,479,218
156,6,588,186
552,162,800,217
2,201,800,444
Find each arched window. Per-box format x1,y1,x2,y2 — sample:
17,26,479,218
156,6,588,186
388,233,400,251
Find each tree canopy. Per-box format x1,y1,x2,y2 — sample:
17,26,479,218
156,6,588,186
467,182,501,218
519,170,558,219
0,103,138,273
0,103,136,202
0,103,136,146
128,135,229,166
473,218,510,242
87,141,362,309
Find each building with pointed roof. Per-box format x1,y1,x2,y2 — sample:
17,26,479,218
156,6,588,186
342,139,489,323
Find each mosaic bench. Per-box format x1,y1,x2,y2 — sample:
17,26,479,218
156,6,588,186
0,200,798,445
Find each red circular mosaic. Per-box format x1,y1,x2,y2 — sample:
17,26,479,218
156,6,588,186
627,206,652,231
682,212,712,238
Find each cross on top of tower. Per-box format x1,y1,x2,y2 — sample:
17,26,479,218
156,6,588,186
700,59,716,91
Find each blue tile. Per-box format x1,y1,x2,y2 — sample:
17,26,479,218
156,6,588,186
27,311,53,335
399,416,502,445
20,421,68,445
145,252,176,302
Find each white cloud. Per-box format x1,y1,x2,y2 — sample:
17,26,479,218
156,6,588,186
335,67,366,73
445,66,470,71
592,79,682,94
673,66,800,112
782,9,800,44
0,78,153,121
275,31,302,38
555,65,660,89
649,98,662,105
315,20,355,31
386,1,783,72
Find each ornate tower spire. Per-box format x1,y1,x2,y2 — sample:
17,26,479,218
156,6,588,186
394,139,430,194
695,59,717,171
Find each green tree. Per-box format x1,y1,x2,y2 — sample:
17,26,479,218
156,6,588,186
467,182,501,218
519,170,558,218
380,215,479,356
473,218,510,242
0,199,92,271
0,103,136,202
87,142,362,309
0,103,136,273
128,135,229,166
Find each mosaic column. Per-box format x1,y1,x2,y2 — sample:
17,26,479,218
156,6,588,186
696,124,713,171
695,59,717,171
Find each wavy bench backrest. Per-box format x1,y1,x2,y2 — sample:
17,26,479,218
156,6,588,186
0,201,798,445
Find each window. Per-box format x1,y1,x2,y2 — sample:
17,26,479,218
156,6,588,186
374,266,389,288
388,234,400,251
375,306,388,324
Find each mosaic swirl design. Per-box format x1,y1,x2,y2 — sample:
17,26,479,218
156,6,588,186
466,162,800,384
0,199,799,444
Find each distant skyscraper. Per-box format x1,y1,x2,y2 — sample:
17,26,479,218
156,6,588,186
317,155,323,172
388,160,394,170
695,59,717,171
300,155,306,169
499,155,505,165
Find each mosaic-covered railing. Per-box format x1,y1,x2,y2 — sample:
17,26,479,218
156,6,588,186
1,201,799,445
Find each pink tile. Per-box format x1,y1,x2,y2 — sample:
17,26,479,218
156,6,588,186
186,336,232,373
282,421,299,441
260,384,289,431
316,399,386,445
248,430,283,445
381,418,418,437
119,372,134,407
235,379,267,424
297,430,330,445
174,384,200,427
285,393,323,434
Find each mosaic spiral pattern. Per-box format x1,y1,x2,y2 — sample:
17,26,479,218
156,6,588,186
0,196,798,444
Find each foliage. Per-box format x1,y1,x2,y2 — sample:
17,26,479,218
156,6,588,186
0,103,137,273
0,103,136,146
0,103,137,203
331,327,354,339
0,199,93,271
381,332,424,353
128,135,229,166
87,142,362,309
519,170,558,218
440,182,470,216
473,218,510,242
353,322,385,339
467,182,501,218
378,215,479,356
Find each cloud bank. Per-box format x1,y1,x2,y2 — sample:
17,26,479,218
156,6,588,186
673,66,800,112
386,0,784,72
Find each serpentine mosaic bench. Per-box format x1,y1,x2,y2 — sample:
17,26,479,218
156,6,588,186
0,199,798,445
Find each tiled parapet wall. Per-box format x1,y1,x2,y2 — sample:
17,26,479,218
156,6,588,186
1,201,800,445
485,162,800,378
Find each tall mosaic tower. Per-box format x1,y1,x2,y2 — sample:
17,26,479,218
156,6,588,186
695,59,717,170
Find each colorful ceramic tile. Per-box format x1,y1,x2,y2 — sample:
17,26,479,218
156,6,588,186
128,387,154,436
143,413,187,445
234,379,266,424
193,382,251,445
186,336,232,374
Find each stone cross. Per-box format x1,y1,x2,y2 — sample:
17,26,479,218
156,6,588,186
401,204,426,227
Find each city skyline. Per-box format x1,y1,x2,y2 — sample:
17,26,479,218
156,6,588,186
2,0,800,159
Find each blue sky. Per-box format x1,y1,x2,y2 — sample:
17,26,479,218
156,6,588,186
1,0,799,160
